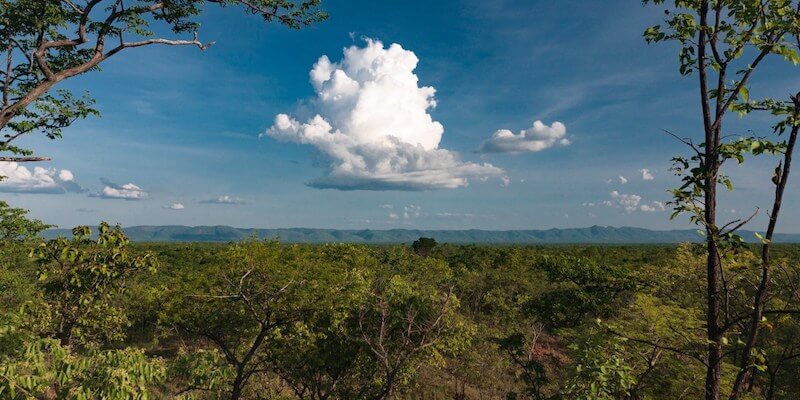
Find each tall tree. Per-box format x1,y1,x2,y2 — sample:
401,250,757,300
0,0,326,162
643,1,800,399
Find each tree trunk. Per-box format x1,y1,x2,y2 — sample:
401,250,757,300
231,373,245,400
704,129,723,400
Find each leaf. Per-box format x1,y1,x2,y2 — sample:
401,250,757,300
739,86,749,102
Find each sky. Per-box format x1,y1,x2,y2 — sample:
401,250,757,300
2,0,799,232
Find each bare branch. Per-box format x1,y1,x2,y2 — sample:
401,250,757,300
0,156,51,162
104,32,214,58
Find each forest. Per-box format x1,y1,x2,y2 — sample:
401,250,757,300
2,204,800,399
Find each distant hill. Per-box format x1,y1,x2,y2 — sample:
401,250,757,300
41,225,800,244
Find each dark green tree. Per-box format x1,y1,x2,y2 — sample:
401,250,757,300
411,237,437,257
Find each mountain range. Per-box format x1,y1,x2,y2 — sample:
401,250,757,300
41,225,800,244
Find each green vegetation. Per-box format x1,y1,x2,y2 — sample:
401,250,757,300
4,204,800,399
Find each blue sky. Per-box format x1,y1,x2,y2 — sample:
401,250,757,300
2,0,798,231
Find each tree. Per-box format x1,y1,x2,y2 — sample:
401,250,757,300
0,0,326,162
643,1,800,398
0,221,166,400
531,256,636,329
353,248,473,400
162,240,359,400
0,200,50,242
411,237,437,257
30,222,159,347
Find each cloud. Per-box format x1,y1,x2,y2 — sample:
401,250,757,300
379,204,393,209
200,195,245,205
640,168,654,180
94,178,148,200
434,212,476,218
388,204,422,221
403,204,421,219
0,162,85,194
263,39,503,191
476,120,570,153
500,176,511,187
165,202,185,210
604,191,665,213
618,176,628,184
639,201,665,212
610,190,641,212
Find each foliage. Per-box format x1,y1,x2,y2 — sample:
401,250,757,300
563,339,636,400
30,222,158,347
411,237,437,257
0,222,165,399
0,201,51,243
530,256,636,329
0,336,166,400
5,221,800,399
0,0,327,162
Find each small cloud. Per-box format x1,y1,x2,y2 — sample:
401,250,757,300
165,202,185,210
434,212,476,218
600,191,665,213
500,176,511,187
379,204,393,209
93,178,148,200
403,205,421,219
640,168,654,181
619,176,628,184
639,201,666,212
0,162,85,194
132,99,157,116
582,202,596,207
588,212,597,218
200,195,245,205
75,208,97,213
476,120,570,154
605,178,613,184
389,205,423,221
610,190,641,213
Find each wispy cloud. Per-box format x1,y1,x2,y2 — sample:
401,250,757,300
200,195,245,205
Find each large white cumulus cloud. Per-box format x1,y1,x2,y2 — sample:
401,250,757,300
263,39,503,191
